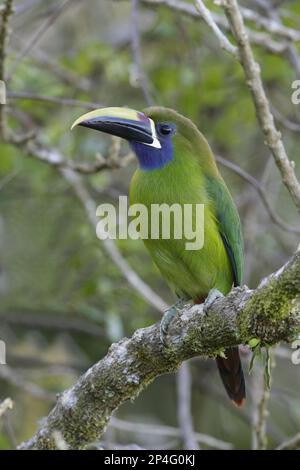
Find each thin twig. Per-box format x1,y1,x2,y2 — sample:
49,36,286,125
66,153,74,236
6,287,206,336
0,398,13,419
137,0,300,43
255,374,270,449
0,310,105,338
252,351,274,450
7,0,74,80
16,139,132,174
127,0,287,55
195,0,237,57
0,168,19,191
271,105,300,133
276,432,300,450
216,155,300,234
14,0,44,16
109,416,230,449
220,0,300,212
240,6,300,42
3,411,18,449
0,0,14,137
267,2,300,81
7,91,103,110
0,0,13,82
177,362,199,450
11,35,91,91
0,366,56,401
131,0,154,105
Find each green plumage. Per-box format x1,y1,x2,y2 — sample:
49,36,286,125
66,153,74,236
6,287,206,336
130,107,244,300
72,104,246,404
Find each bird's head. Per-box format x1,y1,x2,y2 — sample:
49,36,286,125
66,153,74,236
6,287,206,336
71,106,214,171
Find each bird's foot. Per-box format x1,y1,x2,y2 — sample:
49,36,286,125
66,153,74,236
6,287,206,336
203,288,223,315
160,299,185,348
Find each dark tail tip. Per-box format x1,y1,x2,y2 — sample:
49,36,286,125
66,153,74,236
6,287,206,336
216,347,246,406
232,397,246,408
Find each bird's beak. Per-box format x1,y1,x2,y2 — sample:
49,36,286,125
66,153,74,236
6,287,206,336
71,107,161,149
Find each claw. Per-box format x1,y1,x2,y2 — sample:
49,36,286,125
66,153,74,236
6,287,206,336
160,299,185,347
203,288,223,315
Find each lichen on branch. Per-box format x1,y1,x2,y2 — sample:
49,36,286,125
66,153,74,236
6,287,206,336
19,249,300,450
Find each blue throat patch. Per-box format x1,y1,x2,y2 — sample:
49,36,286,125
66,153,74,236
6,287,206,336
129,138,174,170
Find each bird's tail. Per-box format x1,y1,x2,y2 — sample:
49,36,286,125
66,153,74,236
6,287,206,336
216,347,246,407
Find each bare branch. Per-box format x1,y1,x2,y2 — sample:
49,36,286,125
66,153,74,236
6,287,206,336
130,0,154,105
0,398,13,419
109,416,231,449
240,6,300,42
7,91,103,110
127,0,288,55
7,0,74,80
0,0,14,137
0,366,56,402
265,3,300,86
139,0,300,44
12,138,133,175
18,249,300,449
194,0,238,57
0,0,13,81
271,105,300,133
276,432,300,450
220,0,300,212
252,352,274,450
1,310,105,338
255,372,271,450
177,362,199,450
216,155,300,234
0,168,19,191
11,37,91,91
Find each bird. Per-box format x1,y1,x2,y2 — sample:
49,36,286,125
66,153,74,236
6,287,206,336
71,106,246,406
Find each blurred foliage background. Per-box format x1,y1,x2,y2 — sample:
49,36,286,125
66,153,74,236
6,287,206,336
0,0,300,450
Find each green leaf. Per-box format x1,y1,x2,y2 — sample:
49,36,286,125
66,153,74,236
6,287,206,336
248,338,260,348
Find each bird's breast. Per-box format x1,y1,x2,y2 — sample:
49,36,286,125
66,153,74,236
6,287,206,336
129,166,233,299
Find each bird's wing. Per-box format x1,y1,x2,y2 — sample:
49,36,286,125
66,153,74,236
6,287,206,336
205,175,244,286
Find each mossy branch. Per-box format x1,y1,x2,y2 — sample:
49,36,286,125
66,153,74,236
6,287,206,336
19,250,300,450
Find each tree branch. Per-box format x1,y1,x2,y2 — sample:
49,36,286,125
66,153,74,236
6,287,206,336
0,0,14,137
9,135,134,174
129,0,289,54
276,432,300,450
130,0,154,105
240,6,300,42
0,398,13,419
220,0,300,212
216,155,300,235
7,0,74,80
109,416,231,449
194,0,238,57
177,362,199,450
7,91,103,110
19,249,300,449
252,352,274,450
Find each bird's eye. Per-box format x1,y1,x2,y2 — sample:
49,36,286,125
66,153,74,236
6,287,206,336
157,123,175,136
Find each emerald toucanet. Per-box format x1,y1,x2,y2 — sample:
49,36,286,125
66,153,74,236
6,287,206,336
72,106,246,406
